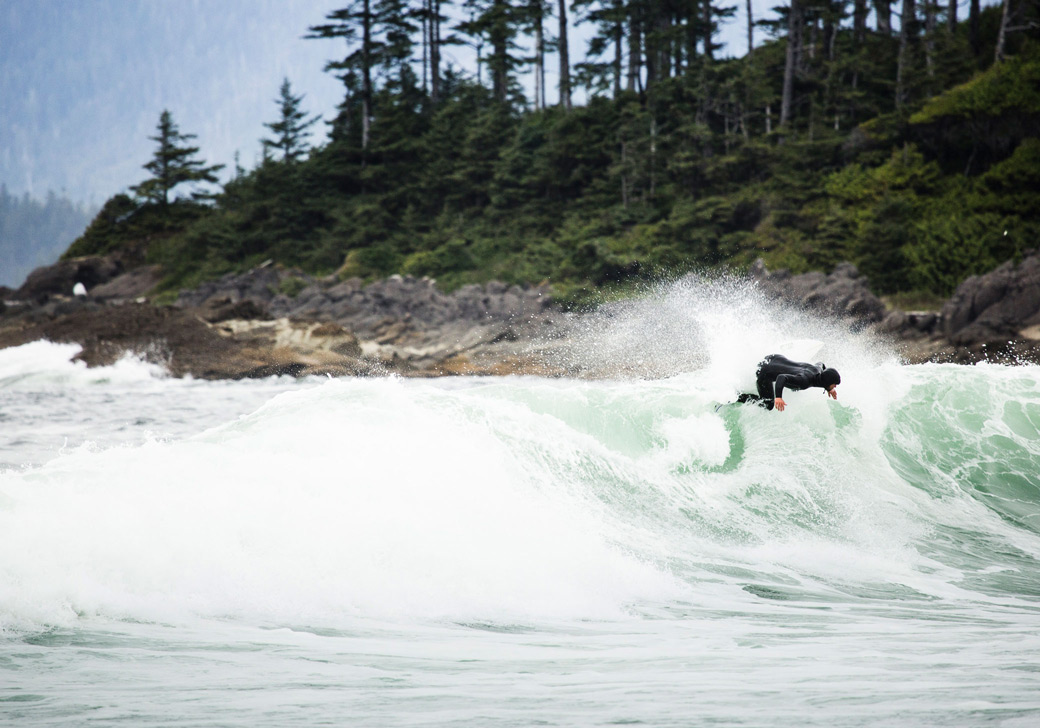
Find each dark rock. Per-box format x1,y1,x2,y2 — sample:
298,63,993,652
89,265,163,300
749,259,886,328
177,266,288,308
199,297,271,323
15,256,123,302
942,249,1040,345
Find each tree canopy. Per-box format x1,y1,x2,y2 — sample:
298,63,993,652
67,1,1040,306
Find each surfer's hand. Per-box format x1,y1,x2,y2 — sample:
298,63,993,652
774,398,786,412
827,387,838,400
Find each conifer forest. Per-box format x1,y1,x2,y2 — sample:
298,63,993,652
66,0,1040,307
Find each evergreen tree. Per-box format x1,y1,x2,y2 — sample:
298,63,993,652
262,78,321,164
459,0,528,103
573,0,626,97
309,3,378,149
130,110,224,207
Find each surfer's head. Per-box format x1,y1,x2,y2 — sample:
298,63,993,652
820,367,841,389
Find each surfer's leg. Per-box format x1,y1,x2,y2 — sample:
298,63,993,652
734,393,773,409
755,377,775,410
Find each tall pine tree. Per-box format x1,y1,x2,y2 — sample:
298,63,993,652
130,110,223,207
262,78,321,164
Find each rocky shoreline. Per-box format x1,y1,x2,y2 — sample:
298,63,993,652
3,250,1040,379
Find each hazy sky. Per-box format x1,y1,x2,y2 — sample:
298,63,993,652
1,0,775,208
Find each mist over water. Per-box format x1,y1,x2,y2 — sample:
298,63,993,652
551,272,892,381
2,276,1040,726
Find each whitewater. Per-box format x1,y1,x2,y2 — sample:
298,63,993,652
2,278,1039,727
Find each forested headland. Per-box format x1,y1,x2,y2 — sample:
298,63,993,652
65,0,1040,309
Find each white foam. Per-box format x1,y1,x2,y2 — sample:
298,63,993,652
0,378,683,631
0,340,168,387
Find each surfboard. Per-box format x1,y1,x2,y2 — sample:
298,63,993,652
778,338,824,362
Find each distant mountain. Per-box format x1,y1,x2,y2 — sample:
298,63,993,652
0,186,94,288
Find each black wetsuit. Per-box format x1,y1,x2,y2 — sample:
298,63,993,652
737,354,832,410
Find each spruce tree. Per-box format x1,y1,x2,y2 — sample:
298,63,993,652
130,110,224,207
262,78,321,164
458,0,527,103
309,3,377,150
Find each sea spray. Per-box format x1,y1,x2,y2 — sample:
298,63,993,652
544,272,895,382
3,278,1040,727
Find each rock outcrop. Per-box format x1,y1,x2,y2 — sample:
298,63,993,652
13,256,123,302
7,250,1040,377
941,249,1040,346
0,300,382,379
175,267,560,374
748,259,887,329
747,256,1040,364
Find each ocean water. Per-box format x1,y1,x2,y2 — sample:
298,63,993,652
2,280,1040,727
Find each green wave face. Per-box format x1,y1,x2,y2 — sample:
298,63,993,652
879,365,1040,599
455,360,1040,606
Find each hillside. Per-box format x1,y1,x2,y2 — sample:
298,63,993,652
63,3,1040,308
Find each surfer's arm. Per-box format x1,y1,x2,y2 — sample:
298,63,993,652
773,373,811,410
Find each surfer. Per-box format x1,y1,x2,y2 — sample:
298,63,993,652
734,354,840,412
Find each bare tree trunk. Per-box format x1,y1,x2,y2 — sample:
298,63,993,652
422,0,429,94
649,117,656,198
948,0,957,31
876,0,892,33
533,0,545,109
644,8,658,86
628,16,642,92
970,0,981,55
613,0,623,97
703,0,714,61
558,0,571,109
896,0,917,107
780,0,802,134
659,12,672,77
994,0,1011,62
925,0,936,78
854,0,868,41
362,0,372,151
620,140,630,208
431,0,442,103
746,0,754,55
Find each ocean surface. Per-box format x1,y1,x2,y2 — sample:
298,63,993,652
2,280,1040,727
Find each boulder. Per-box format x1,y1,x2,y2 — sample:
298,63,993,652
14,255,123,301
88,264,164,300
942,249,1040,345
749,259,886,328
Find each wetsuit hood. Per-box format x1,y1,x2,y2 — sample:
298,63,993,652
820,367,841,388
